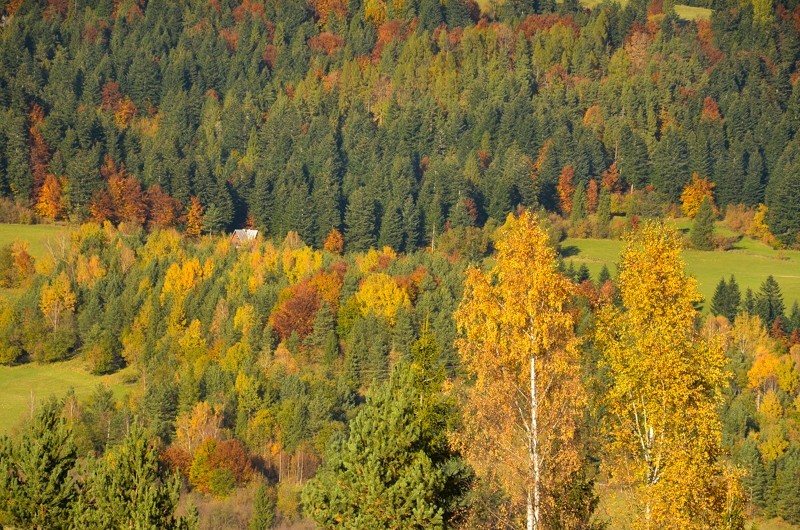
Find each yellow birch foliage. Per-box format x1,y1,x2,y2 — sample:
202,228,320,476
175,401,222,454
281,245,323,284
748,204,775,245
354,272,410,324
595,221,742,529
454,210,585,525
40,271,77,331
76,254,106,287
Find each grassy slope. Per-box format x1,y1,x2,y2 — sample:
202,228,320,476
563,225,800,311
0,359,131,434
0,223,134,435
0,223,67,259
0,223,67,301
674,4,713,20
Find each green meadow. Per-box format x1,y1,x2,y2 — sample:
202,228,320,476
562,227,800,311
0,358,131,435
0,222,67,259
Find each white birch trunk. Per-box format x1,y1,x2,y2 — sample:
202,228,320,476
529,354,541,530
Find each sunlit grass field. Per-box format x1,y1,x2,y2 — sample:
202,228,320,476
563,222,800,311
0,358,132,435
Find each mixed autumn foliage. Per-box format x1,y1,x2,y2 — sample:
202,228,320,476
0,212,799,527
2,0,800,526
1,0,800,248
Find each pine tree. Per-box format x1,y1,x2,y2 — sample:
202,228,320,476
402,196,421,251
651,126,689,201
739,439,768,509
596,188,612,236
303,363,472,529
0,398,77,530
689,197,715,250
789,302,800,333
419,0,444,30
711,275,740,322
73,422,189,529
576,264,590,283
743,288,756,315
755,275,785,327
570,184,587,224
766,146,800,246
344,187,377,252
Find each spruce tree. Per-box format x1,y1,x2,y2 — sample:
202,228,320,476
755,275,785,327
727,275,741,319
249,482,276,530
743,288,756,315
766,149,800,246
570,184,587,224
402,196,421,251
576,264,590,283
789,302,800,333
344,188,377,252
689,197,715,250
597,264,611,286
595,188,612,236
711,275,740,321
711,278,727,317
651,126,689,201
378,203,404,251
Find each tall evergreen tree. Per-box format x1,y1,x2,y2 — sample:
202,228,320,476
73,422,189,529
303,363,472,529
755,275,785,327
379,202,405,251
0,398,77,530
344,187,377,252
651,126,689,201
711,275,741,321
249,482,276,530
689,197,715,250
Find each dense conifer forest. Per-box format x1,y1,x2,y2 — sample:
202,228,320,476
2,0,800,528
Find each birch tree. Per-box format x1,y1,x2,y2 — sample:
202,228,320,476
454,210,586,529
595,221,744,529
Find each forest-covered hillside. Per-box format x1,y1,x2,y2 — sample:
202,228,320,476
3,0,800,528
1,0,800,247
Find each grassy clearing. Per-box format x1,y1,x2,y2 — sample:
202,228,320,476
0,358,132,435
0,223,67,259
674,4,713,20
0,223,68,302
562,226,800,310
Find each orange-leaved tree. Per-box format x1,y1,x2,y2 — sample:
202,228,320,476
680,172,716,218
185,196,205,237
595,221,744,529
455,210,585,530
557,165,576,216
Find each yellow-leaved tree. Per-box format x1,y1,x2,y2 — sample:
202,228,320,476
595,221,744,529
455,210,585,530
